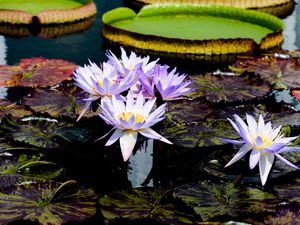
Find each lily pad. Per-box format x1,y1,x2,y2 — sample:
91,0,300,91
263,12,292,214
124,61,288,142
102,5,284,56
0,180,97,225
99,188,199,225
230,54,300,89
0,57,77,88
263,203,300,225
292,90,300,100
0,100,32,122
0,154,62,181
0,116,91,149
0,0,97,24
23,86,96,119
161,118,238,148
166,100,212,124
188,74,271,103
0,17,95,38
174,181,279,222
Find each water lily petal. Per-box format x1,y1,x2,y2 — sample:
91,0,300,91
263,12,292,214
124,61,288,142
225,143,252,167
255,136,263,146
263,143,286,153
275,146,300,154
234,114,251,142
259,153,274,186
246,114,257,136
119,131,138,161
276,136,299,144
249,150,261,169
139,128,172,144
105,129,123,146
219,138,245,145
227,118,239,133
275,153,299,170
76,101,91,122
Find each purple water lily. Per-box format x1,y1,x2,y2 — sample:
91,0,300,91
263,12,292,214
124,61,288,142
106,47,158,76
140,64,194,100
73,61,140,120
98,91,172,161
221,114,300,185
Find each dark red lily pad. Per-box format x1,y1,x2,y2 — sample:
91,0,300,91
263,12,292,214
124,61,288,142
0,100,32,122
0,57,76,88
23,86,96,119
99,188,199,225
292,90,300,100
174,181,279,222
230,54,300,89
263,203,300,225
188,74,270,103
0,180,97,225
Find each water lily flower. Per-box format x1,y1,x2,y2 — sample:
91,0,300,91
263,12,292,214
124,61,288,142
221,114,300,185
73,61,140,120
106,47,158,76
140,65,194,100
98,91,172,161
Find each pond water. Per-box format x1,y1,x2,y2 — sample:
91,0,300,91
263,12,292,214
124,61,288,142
1,1,300,225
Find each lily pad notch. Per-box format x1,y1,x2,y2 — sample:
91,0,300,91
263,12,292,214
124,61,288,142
102,5,285,56
0,0,97,24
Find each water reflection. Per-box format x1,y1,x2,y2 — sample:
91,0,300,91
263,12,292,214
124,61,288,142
128,139,154,187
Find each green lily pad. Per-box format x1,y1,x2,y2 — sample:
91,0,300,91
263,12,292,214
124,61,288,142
174,181,279,222
0,0,97,24
102,5,284,55
188,74,271,103
0,180,97,225
0,100,32,122
0,57,76,88
0,116,91,149
99,188,199,225
230,54,300,90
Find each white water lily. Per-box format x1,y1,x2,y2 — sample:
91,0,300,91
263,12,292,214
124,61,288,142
98,91,172,161
221,114,300,185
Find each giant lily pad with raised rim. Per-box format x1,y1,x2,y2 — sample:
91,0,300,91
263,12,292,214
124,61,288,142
102,5,284,56
0,0,97,24
126,0,295,18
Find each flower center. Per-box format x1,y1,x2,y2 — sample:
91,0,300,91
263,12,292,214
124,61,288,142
253,135,273,151
120,112,145,123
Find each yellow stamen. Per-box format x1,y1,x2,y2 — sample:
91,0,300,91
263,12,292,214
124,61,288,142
120,112,145,123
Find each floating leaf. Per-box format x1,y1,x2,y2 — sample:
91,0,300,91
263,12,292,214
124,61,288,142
161,118,238,148
230,54,300,89
1,57,76,88
174,181,279,222
0,65,20,86
166,100,212,124
0,153,62,182
273,179,300,203
263,203,300,225
99,188,199,225
0,180,97,225
0,100,31,122
23,86,96,119
188,74,270,103
0,116,91,149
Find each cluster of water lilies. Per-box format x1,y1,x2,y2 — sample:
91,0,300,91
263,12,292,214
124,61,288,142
74,47,300,185
73,47,193,161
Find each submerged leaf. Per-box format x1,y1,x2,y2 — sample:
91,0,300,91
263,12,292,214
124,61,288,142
231,54,300,89
189,74,270,103
99,188,198,225
0,180,97,225
174,181,279,222
0,57,76,88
